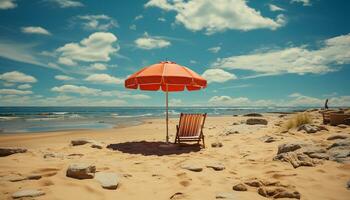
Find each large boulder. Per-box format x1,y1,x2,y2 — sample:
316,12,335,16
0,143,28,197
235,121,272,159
66,163,96,179
12,189,45,199
94,172,119,190
0,147,27,157
274,152,317,168
246,118,268,125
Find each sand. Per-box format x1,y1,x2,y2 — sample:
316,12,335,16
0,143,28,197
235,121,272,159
0,112,349,200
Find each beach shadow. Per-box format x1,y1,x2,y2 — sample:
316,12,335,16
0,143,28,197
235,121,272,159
107,141,201,156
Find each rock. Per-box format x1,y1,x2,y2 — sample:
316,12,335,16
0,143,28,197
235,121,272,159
181,163,202,172
43,152,64,159
279,114,287,118
244,113,263,117
327,139,350,150
277,143,304,154
66,163,96,179
0,147,27,157
170,192,185,199
246,118,268,125
71,139,94,146
27,174,42,180
244,179,263,187
307,153,329,160
338,124,348,129
258,186,300,199
91,143,103,149
211,142,223,148
216,192,237,199
327,134,348,140
259,135,275,143
94,172,119,190
206,163,225,171
232,122,239,125
347,180,350,190
274,152,316,168
344,118,350,125
12,189,45,198
232,183,247,191
297,124,327,133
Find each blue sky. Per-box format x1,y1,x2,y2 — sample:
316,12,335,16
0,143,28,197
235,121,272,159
0,0,349,107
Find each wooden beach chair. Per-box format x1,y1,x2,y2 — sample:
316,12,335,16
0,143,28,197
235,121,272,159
174,113,207,148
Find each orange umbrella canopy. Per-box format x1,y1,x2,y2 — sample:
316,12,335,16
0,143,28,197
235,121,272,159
125,61,207,92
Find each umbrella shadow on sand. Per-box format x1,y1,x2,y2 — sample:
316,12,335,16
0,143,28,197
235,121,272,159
106,141,201,156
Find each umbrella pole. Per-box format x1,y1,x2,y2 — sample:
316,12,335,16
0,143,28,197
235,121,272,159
166,89,169,143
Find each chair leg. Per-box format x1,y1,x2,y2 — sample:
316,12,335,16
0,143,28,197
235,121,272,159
202,135,205,148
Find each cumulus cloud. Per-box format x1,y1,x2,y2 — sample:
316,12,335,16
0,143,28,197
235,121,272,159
291,0,311,6
0,89,32,95
212,33,350,77
269,4,285,12
202,69,236,83
85,73,123,84
208,93,350,107
134,15,143,20
135,32,171,49
51,84,100,95
0,71,37,83
208,46,221,53
0,0,16,9
76,15,118,31
129,24,137,30
17,84,32,89
58,57,77,66
54,75,74,81
145,0,286,34
90,63,107,70
56,32,118,64
47,0,83,8
21,26,51,35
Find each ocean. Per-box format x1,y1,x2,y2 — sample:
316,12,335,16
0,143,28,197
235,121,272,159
0,106,312,133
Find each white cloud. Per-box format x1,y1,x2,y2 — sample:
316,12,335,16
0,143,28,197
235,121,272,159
202,69,236,83
54,75,74,81
170,98,182,106
135,32,171,49
208,46,221,53
77,15,118,31
3,82,14,87
212,33,350,77
291,0,311,6
129,24,137,30
58,57,77,66
158,17,166,22
47,0,83,8
208,93,350,107
145,0,286,34
0,89,32,95
0,71,37,83
90,63,107,70
17,84,32,89
51,84,100,95
85,73,123,84
0,0,16,9
21,26,51,35
56,32,118,64
269,4,285,12
0,40,59,69
134,15,143,20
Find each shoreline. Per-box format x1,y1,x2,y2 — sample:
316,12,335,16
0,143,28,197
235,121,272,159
0,114,236,136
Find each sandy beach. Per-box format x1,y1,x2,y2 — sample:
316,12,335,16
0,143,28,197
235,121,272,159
0,111,349,200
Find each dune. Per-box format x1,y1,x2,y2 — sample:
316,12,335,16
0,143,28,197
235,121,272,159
0,112,349,199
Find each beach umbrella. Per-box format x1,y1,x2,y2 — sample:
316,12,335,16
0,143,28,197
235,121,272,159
124,61,207,143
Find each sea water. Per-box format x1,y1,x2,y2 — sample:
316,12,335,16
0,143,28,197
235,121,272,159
0,106,312,133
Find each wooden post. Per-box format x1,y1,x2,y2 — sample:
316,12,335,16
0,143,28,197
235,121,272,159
166,88,169,143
